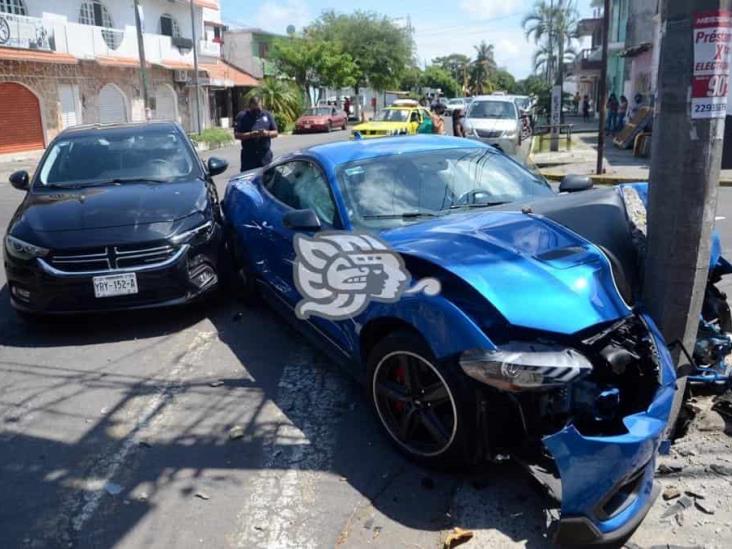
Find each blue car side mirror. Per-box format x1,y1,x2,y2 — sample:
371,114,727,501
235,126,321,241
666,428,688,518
559,174,594,193
283,209,322,232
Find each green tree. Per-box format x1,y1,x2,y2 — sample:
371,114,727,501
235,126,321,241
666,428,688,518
432,53,470,92
398,65,423,93
245,78,301,126
490,68,518,93
522,0,579,85
271,36,357,105
421,65,460,97
469,41,497,94
309,11,414,94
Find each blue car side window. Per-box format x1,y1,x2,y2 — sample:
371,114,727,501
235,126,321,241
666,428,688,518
263,160,336,226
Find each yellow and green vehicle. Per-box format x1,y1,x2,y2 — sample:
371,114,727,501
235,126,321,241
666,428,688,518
351,104,434,139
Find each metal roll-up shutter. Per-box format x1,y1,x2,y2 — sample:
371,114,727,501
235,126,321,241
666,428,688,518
0,82,44,153
98,84,127,124
154,85,177,121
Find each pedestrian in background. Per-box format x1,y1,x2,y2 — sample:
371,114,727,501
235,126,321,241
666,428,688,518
452,108,466,137
430,102,446,135
606,93,619,134
573,92,580,114
344,97,351,119
629,93,644,121
234,96,278,172
582,95,591,121
617,95,628,132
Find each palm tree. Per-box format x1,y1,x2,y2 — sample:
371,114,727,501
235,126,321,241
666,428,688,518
522,0,579,85
532,42,578,77
245,78,301,124
469,41,497,94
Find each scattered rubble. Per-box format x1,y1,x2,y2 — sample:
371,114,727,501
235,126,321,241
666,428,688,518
661,495,692,519
194,492,210,501
694,500,715,515
228,425,245,440
443,527,474,549
208,380,225,387
662,486,681,500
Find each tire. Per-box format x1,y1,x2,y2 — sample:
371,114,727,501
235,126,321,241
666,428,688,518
342,121,347,131
224,228,259,304
367,331,478,468
327,121,333,133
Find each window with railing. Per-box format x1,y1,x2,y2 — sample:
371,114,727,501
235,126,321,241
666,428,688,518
79,0,121,50
0,0,27,15
160,14,181,38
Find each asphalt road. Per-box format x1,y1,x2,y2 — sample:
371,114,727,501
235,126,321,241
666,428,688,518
1,130,732,549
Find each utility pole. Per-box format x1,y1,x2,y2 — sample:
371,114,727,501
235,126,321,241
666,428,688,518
549,0,560,151
643,0,732,431
596,0,610,174
133,0,150,119
190,0,202,133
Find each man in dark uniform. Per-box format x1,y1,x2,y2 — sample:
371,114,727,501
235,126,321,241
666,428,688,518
234,96,278,172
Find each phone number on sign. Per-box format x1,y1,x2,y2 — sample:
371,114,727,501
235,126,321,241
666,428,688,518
692,99,728,118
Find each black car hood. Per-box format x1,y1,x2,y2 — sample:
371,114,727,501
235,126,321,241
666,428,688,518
19,180,209,233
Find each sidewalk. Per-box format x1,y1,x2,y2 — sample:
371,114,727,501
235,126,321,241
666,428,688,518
532,115,732,186
0,149,44,182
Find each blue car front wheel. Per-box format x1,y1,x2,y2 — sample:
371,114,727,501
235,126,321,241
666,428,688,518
368,332,479,467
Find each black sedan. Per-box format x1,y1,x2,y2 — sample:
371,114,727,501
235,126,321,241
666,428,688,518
3,121,228,318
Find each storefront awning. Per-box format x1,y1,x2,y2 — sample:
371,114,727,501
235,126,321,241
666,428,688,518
0,47,77,65
199,61,259,88
158,60,194,70
95,56,144,68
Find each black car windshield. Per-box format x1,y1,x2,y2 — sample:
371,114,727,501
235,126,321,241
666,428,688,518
374,109,410,122
337,147,554,229
36,128,198,188
467,100,516,120
305,108,333,116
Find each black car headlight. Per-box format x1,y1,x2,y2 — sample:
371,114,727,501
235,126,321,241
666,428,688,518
170,220,215,246
4,235,49,260
460,342,592,392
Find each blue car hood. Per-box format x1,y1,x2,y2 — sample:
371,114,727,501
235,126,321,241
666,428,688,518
380,210,631,334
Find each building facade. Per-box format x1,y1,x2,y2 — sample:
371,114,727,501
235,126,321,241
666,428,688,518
222,27,279,80
0,0,258,154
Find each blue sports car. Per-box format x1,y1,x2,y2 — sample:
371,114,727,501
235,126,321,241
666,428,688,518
222,135,729,544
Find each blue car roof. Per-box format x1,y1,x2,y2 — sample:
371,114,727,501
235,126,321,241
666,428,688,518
305,135,487,166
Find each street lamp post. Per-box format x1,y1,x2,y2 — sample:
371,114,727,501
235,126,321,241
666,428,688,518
133,0,150,119
190,0,202,133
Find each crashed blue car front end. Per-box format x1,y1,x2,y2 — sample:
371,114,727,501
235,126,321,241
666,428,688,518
222,137,686,545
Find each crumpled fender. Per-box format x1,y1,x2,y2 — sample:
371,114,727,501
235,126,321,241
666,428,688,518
542,312,676,538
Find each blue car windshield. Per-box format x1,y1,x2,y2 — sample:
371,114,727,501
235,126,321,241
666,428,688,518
36,128,198,188
337,147,554,229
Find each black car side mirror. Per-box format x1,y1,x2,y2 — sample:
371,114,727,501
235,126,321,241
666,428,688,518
9,170,29,191
207,157,228,177
559,174,594,193
283,209,322,232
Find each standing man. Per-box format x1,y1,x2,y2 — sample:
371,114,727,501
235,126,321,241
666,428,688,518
234,96,278,172
452,108,466,137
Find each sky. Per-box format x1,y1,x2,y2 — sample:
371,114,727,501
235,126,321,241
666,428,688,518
219,0,598,80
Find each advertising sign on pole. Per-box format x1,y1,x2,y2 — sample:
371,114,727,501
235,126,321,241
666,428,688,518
692,10,732,119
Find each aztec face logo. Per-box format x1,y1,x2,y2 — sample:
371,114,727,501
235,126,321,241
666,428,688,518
293,232,440,320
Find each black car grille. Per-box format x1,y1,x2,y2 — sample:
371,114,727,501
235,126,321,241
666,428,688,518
48,243,178,273
476,129,503,138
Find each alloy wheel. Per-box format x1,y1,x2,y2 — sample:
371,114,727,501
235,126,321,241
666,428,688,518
372,351,458,457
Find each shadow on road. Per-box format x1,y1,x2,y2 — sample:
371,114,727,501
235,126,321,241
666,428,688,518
1,289,557,547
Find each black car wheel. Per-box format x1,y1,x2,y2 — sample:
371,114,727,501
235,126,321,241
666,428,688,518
368,332,477,467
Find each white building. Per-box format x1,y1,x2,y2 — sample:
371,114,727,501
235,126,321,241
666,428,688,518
0,0,258,154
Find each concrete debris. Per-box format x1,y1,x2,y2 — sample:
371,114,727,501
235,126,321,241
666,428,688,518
194,492,210,500
685,490,705,500
104,482,123,496
443,527,474,549
695,408,726,432
228,425,245,440
657,464,683,475
694,500,715,515
662,486,681,500
208,380,225,387
661,495,692,519
710,463,732,476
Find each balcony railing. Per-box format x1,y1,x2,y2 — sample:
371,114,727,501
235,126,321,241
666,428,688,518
574,48,602,73
1,14,217,68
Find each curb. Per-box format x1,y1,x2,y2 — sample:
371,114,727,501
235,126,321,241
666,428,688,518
540,172,732,187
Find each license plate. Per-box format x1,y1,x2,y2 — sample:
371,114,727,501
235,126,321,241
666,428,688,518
93,273,138,298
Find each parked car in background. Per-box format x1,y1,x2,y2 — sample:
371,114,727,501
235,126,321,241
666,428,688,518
445,98,467,114
222,135,694,545
351,102,434,139
463,95,526,156
295,106,348,133
3,122,227,318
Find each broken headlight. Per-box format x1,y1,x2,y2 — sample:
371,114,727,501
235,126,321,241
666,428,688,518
459,342,593,392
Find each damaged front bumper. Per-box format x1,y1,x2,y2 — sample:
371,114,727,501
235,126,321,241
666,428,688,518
544,313,676,545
